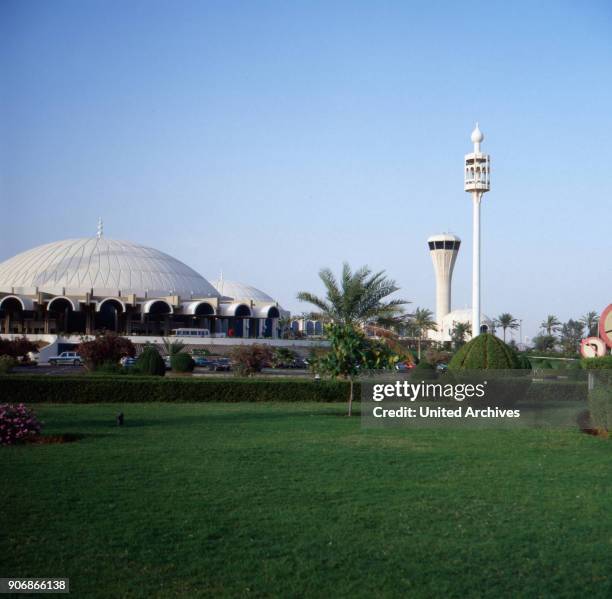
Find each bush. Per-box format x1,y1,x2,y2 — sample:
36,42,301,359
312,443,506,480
273,347,297,367
516,354,532,370
449,334,520,370
588,385,612,434
0,403,42,445
135,346,166,376
0,355,17,374
551,360,567,371
413,360,437,380
0,376,352,403
415,360,435,369
171,353,195,373
230,344,273,376
94,360,124,375
78,333,136,370
527,379,588,402
581,356,612,370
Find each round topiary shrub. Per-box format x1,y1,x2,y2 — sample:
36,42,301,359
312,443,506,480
449,334,520,370
447,334,529,406
170,353,195,373
135,346,166,376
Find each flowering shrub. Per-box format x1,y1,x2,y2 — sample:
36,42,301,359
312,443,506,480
230,344,273,376
0,403,42,445
77,333,136,370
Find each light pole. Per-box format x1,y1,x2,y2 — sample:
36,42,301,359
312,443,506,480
464,124,490,337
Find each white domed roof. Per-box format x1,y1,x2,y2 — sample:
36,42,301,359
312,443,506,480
0,237,220,299
212,279,275,303
471,123,484,143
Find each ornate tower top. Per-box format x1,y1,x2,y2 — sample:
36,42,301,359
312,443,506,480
464,123,490,193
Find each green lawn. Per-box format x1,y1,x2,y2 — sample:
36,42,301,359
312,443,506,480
2,402,612,598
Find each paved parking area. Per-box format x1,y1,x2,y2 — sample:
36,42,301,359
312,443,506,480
12,364,86,376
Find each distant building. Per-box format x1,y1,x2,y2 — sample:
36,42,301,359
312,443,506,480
290,318,324,337
0,227,283,339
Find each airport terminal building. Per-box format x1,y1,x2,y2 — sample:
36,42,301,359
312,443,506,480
0,233,284,339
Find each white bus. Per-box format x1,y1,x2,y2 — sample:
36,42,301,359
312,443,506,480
172,328,211,338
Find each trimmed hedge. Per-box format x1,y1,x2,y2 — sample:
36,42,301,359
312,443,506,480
527,380,588,402
449,334,520,370
0,375,352,404
581,356,612,370
588,384,612,432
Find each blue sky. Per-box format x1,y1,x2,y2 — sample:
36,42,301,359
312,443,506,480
1,0,611,339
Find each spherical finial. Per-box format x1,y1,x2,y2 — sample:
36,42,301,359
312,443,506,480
471,122,484,144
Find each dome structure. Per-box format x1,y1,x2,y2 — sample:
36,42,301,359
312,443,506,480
430,308,493,343
0,237,219,299
442,308,493,340
212,279,275,303
470,123,484,144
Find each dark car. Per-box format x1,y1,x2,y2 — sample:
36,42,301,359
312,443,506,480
193,356,215,368
211,358,232,372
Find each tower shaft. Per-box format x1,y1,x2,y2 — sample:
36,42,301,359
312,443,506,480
472,192,481,336
427,234,461,337
464,123,490,338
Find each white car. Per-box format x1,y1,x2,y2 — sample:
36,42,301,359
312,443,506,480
48,351,83,366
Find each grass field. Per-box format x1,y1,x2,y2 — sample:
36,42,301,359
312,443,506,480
3,402,612,598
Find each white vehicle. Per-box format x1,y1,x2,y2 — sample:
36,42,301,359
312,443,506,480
48,351,82,366
172,328,211,338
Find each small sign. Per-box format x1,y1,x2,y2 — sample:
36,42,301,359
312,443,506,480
580,336,607,358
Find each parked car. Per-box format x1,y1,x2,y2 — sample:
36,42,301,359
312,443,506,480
48,351,82,366
436,363,448,372
193,356,215,368
120,356,137,367
163,356,172,369
210,358,232,372
395,361,415,372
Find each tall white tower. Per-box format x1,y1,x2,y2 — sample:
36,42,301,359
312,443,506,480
427,233,461,335
464,123,490,337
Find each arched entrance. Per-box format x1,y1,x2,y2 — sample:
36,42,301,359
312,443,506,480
0,297,25,334
142,300,173,335
96,299,125,332
47,297,80,334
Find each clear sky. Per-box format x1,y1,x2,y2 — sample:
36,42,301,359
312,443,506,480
1,0,611,340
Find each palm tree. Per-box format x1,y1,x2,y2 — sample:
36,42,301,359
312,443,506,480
451,322,471,349
162,337,185,356
297,263,409,327
409,307,437,359
496,313,519,342
580,311,599,337
540,315,561,336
